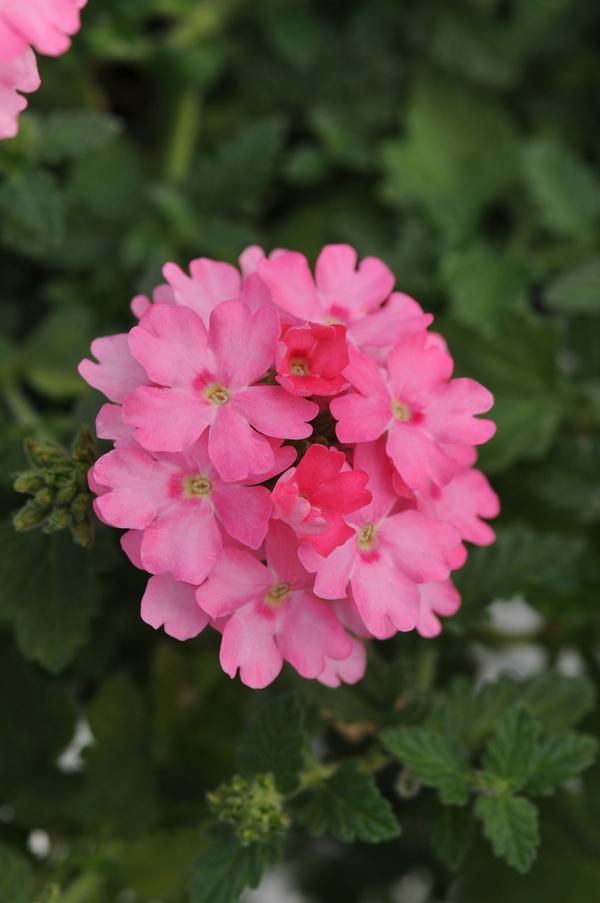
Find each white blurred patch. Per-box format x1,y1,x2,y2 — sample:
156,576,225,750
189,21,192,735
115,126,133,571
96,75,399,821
57,718,94,773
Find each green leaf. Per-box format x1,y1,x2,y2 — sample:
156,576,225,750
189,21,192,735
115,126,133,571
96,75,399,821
527,733,598,796
0,845,33,903
80,674,158,838
442,243,527,334
295,761,400,843
482,706,539,791
381,78,517,239
519,673,596,734
475,795,540,873
27,112,121,163
440,313,565,471
0,524,102,672
22,307,94,399
546,257,600,314
0,170,64,258
455,525,584,616
189,826,281,903
522,139,600,238
381,727,471,805
425,798,474,870
239,692,306,794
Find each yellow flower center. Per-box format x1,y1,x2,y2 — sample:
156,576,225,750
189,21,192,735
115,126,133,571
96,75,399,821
391,399,411,421
358,523,377,551
184,474,212,498
205,383,230,405
290,358,309,376
264,582,290,606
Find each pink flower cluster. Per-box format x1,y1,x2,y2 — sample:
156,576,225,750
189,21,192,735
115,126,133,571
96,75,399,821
0,0,87,139
80,245,499,689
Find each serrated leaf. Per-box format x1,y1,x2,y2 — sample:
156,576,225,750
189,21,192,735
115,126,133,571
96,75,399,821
440,313,565,471
482,706,539,791
0,170,64,257
546,257,600,314
381,727,471,805
522,139,600,237
239,692,306,794
381,78,517,239
475,795,539,873
527,733,598,796
189,826,281,903
26,111,121,163
0,523,102,672
519,673,595,734
425,798,474,870
0,845,33,903
454,525,584,616
295,761,400,843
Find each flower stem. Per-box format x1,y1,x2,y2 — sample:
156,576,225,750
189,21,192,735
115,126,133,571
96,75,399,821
3,381,53,441
165,86,201,183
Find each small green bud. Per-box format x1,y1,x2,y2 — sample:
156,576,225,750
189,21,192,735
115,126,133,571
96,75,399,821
71,424,97,467
24,437,67,469
207,773,289,845
13,499,49,532
13,470,45,494
44,507,72,533
56,482,77,506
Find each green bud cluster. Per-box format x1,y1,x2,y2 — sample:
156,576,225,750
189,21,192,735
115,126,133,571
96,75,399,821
207,773,289,845
12,425,97,547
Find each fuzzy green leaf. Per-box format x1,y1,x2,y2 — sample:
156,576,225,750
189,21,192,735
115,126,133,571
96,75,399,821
239,692,306,793
189,826,281,903
475,795,540,873
0,845,33,903
482,706,540,791
546,257,600,314
381,727,471,805
296,761,400,843
527,733,598,796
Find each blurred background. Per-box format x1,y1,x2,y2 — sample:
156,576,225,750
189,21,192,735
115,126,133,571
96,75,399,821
1,1,600,901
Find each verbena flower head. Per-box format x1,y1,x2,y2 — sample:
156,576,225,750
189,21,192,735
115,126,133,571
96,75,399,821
80,243,499,689
0,0,87,139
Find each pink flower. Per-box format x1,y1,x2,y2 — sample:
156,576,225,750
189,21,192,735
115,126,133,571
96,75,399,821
162,257,241,325
141,573,209,641
258,244,432,349
276,323,349,396
196,523,353,688
0,47,39,139
123,300,317,480
416,467,500,549
331,332,496,490
416,580,461,638
272,444,371,557
0,0,87,60
92,434,280,585
0,0,87,140
79,334,149,404
308,441,464,638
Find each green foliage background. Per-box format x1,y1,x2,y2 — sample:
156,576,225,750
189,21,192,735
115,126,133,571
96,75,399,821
1,1,600,900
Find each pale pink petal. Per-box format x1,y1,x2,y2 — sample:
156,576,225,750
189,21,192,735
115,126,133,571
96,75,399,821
386,331,454,404
212,482,271,549
163,258,240,324
331,392,390,444
92,447,172,529
234,386,317,439
258,251,323,321
208,403,274,481
120,530,143,569
278,593,352,679
141,503,223,585
315,244,395,316
1,0,86,59
352,440,399,522
418,468,499,546
209,300,279,388
342,344,389,397
78,334,148,403
265,521,312,589
128,304,212,388
0,48,39,139
318,637,367,687
220,603,283,689
348,292,433,349
123,386,213,452
141,574,209,641
379,510,462,583
312,535,357,599
425,379,496,445
195,547,271,618
416,580,461,638
239,245,265,276
386,422,457,490
95,403,135,447
351,551,420,637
